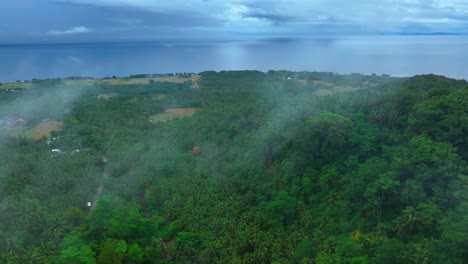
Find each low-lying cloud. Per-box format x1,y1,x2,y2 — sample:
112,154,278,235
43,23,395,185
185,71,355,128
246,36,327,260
46,26,92,36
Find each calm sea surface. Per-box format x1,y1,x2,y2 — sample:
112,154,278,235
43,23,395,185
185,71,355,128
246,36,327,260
1,36,467,82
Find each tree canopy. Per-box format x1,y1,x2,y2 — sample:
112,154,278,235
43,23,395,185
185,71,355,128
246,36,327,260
0,71,466,263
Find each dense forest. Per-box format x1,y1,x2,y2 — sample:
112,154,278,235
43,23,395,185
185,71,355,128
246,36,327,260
0,71,466,263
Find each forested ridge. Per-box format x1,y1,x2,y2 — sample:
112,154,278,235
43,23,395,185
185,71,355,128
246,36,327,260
0,71,466,263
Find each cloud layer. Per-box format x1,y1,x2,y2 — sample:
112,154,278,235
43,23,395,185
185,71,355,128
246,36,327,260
0,0,466,43
46,26,92,36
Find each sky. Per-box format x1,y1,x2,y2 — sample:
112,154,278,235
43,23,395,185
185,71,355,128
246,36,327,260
0,0,467,44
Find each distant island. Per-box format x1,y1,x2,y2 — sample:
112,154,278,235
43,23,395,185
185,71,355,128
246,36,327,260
0,71,466,263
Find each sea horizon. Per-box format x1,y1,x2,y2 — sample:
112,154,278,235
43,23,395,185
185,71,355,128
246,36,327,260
1,35,467,82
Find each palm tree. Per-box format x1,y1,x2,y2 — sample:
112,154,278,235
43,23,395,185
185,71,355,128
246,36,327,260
394,206,421,236
19,245,46,264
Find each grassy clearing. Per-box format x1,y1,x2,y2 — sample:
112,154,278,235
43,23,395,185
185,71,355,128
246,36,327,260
0,82,32,89
62,79,97,86
315,89,335,96
314,86,362,96
24,121,63,140
102,74,201,88
102,76,191,85
149,108,200,122
332,86,361,92
1,74,202,89
152,94,168,100
298,80,362,96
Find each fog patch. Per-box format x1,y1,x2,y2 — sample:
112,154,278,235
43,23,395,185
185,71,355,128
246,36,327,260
0,81,86,139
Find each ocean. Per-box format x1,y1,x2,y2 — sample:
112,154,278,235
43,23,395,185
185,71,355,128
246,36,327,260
1,35,467,82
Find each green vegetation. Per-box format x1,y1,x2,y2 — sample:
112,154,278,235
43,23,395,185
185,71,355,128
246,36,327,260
0,71,466,263
1,73,198,90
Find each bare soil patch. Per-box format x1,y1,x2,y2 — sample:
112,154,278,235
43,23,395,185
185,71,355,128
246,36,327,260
190,74,201,88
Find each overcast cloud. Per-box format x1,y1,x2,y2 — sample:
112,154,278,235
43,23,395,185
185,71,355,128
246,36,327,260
0,0,466,44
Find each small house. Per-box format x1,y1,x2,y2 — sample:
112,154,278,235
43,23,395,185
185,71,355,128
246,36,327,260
16,118,27,125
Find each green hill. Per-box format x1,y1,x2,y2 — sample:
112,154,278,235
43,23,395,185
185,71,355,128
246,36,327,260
0,71,466,263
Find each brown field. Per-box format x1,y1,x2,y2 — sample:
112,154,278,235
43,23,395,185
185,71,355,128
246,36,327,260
149,108,200,122
191,74,201,82
25,121,63,140
190,74,201,88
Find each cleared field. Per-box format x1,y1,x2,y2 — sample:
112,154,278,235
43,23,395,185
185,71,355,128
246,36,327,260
62,79,97,86
25,121,63,140
296,79,358,90
331,86,361,92
190,74,201,88
315,89,335,96
149,108,200,122
315,86,361,96
311,80,337,87
1,74,202,89
102,76,191,85
293,79,362,96
0,82,32,89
